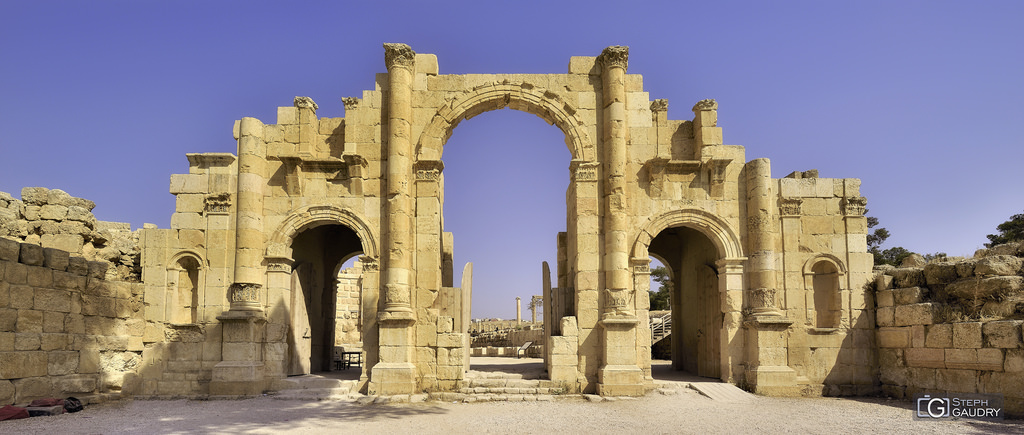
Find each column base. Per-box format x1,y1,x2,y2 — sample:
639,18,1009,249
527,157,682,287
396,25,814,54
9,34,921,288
369,362,417,395
209,361,267,396
746,365,800,396
597,365,645,396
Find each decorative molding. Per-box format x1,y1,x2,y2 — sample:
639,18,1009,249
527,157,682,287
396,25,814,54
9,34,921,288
650,99,668,112
204,193,231,214
692,99,718,112
384,43,416,71
707,158,731,185
342,97,360,110
293,96,318,110
359,257,379,272
414,160,444,182
631,257,651,275
779,197,803,216
841,196,867,217
229,283,262,305
570,160,600,183
598,45,629,70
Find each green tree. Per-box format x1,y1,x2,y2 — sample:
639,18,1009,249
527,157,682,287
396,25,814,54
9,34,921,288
649,266,671,310
986,212,1024,247
866,209,916,266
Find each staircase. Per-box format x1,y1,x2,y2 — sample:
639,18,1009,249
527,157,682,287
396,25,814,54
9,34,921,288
650,312,672,345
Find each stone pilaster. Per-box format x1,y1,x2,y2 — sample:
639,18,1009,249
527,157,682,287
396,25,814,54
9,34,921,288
596,45,642,396
371,42,417,396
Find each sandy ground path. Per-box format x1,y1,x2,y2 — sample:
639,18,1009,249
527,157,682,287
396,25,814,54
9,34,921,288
3,391,1021,434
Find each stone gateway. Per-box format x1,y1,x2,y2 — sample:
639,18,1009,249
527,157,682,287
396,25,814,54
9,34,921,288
2,44,881,400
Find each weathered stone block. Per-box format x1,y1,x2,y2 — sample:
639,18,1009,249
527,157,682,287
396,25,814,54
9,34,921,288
975,255,1022,276
936,369,978,393
0,351,47,378
19,243,44,266
906,348,945,368
953,322,983,348
894,303,936,326
977,348,1004,371
944,348,977,370
0,380,13,405
887,268,925,288
48,350,79,375
878,327,910,348
924,262,959,286
876,289,894,307
13,377,52,403
1006,349,1024,372
983,320,1023,348
925,324,952,348
41,248,69,271
67,256,88,275
34,288,71,313
946,276,1023,300
875,306,894,327
893,287,925,305
0,238,19,262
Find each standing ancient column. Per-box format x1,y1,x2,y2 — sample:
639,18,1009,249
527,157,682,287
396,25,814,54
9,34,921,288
599,45,632,317
372,42,417,396
383,43,415,315
745,158,781,316
229,117,267,312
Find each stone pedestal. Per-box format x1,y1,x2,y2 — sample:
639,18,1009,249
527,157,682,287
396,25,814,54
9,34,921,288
370,312,417,395
209,310,267,396
598,316,644,396
744,316,799,396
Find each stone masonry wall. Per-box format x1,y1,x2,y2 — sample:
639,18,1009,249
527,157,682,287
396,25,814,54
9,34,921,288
875,243,1024,416
0,188,141,281
0,237,144,405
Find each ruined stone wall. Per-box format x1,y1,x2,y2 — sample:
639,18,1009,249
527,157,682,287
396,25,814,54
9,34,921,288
335,264,362,346
875,244,1024,415
0,188,140,281
0,238,144,405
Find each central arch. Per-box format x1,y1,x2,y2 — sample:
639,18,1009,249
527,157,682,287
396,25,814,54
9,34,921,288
415,82,595,162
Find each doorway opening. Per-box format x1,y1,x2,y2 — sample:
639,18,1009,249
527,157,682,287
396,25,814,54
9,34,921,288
648,226,722,379
288,223,363,375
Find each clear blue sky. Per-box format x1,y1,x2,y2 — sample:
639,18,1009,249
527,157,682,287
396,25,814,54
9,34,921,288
2,1,1022,319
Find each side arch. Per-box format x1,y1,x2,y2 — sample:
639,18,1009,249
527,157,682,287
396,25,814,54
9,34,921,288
414,82,595,162
632,208,744,260
266,205,380,260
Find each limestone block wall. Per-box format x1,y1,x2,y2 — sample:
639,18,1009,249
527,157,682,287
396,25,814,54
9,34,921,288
875,245,1024,415
0,188,140,281
772,173,877,394
0,238,144,405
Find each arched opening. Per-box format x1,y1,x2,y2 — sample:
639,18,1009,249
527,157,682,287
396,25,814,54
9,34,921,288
171,255,201,324
648,226,721,378
811,261,840,328
287,224,363,375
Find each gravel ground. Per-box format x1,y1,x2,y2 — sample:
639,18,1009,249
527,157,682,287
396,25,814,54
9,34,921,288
3,391,1021,434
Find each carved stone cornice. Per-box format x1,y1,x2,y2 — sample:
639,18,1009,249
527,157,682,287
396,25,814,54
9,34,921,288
598,45,629,71
779,197,803,217
342,97,360,111
384,43,416,71
650,99,668,112
294,96,319,110
631,257,651,275
692,99,718,112
842,196,867,217
570,160,599,183
204,193,231,214
414,160,444,182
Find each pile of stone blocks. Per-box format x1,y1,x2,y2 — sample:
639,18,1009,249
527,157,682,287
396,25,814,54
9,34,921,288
0,188,139,280
0,238,145,405
875,245,1024,416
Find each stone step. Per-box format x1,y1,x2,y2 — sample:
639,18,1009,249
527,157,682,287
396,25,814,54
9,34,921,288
273,376,356,391
272,387,359,401
687,382,755,403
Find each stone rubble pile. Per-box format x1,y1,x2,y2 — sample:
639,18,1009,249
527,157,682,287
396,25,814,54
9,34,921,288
0,188,140,281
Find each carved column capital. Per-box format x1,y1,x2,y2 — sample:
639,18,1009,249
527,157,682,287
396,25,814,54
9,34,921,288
342,97,360,110
692,99,718,112
294,96,318,110
384,43,416,71
598,45,629,71
650,99,668,112
779,197,803,217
